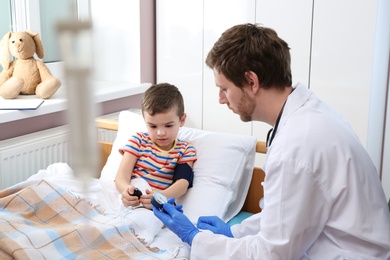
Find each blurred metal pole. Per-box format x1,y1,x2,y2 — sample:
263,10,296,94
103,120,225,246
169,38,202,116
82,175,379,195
56,19,98,187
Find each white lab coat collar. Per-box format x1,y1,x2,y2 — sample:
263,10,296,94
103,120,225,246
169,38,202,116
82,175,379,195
278,82,312,132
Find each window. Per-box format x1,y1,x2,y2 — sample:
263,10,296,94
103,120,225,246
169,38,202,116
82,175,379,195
0,1,12,34
0,1,12,71
1,0,143,85
38,0,77,63
0,0,90,73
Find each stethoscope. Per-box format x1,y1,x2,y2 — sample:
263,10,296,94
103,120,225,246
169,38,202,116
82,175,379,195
266,88,294,150
266,101,286,150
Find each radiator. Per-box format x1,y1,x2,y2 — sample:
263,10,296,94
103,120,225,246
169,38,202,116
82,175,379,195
0,126,71,189
0,113,120,190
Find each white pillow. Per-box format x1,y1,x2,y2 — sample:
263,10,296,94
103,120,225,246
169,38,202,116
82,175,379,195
100,110,257,223
100,110,147,182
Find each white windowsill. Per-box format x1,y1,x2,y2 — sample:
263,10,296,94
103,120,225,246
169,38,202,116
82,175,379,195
0,80,151,123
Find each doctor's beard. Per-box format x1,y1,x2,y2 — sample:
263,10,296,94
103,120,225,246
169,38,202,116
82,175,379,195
235,91,256,122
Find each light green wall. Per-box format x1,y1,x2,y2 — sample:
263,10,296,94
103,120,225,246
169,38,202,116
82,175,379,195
0,0,12,70
39,0,76,62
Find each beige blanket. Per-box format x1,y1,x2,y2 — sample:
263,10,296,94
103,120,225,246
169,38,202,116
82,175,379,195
0,179,173,259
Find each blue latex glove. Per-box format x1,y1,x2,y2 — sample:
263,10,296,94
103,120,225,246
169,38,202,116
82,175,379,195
168,197,183,213
152,198,200,245
158,197,184,213
197,216,233,237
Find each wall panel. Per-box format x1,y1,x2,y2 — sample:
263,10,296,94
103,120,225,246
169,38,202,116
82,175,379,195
253,0,313,142
202,0,256,135
309,0,378,146
156,0,204,129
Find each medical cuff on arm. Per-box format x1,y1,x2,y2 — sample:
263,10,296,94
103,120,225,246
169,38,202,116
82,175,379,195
173,163,194,188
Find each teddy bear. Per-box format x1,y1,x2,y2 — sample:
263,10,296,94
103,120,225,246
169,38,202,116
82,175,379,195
0,30,61,99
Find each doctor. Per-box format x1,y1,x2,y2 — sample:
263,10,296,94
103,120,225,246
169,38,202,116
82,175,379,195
153,23,390,259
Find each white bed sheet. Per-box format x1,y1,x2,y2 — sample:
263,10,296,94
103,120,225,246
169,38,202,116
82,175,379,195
4,109,258,258
26,162,191,259
100,110,258,223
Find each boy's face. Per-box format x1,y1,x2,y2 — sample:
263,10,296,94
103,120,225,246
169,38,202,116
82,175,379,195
143,107,186,151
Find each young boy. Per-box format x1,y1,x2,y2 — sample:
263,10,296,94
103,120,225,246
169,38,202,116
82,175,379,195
115,83,197,209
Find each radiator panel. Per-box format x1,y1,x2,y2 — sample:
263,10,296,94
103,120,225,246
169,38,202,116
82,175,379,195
0,126,70,189
1,112,120,190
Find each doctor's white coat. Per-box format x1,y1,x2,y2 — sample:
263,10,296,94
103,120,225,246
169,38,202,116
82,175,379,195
191,83,390,260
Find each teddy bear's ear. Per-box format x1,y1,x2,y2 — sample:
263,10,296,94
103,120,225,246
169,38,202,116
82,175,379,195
25,30,44,59
0,32,12,69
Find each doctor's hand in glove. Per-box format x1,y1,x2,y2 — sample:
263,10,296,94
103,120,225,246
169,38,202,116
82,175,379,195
197,216,233,237
152,198,199,245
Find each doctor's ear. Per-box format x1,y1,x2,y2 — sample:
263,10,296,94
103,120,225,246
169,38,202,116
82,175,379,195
245,71,260,93
245,71,258,84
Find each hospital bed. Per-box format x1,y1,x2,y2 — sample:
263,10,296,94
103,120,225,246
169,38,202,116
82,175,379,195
0,110,266,259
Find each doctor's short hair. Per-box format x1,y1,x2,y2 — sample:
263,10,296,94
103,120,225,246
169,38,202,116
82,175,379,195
205,23,292,90
141,83,185,118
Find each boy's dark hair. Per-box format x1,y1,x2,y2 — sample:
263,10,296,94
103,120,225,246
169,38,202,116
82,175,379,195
141,83,185,117
205,23,292,90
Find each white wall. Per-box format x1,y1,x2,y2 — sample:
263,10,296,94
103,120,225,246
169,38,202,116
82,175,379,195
156,0,389,198
370,0,390,200
156,1,204,128
308,1,377,147
157,0,379,143
90,0,141,83
202,0,257,136
383,69,390,200
252,0,313,141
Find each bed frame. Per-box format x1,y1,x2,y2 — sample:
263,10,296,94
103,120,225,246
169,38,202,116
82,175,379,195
95,117,266,214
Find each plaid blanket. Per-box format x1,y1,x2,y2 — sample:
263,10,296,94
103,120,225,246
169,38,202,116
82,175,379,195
0,179,174,259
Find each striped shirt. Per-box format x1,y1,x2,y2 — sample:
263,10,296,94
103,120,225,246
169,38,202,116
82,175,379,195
119,132,197,190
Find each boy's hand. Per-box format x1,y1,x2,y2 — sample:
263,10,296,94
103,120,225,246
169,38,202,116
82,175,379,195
140,189,153,209
121,185,141,207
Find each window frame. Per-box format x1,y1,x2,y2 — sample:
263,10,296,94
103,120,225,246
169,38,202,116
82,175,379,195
11,0,90,77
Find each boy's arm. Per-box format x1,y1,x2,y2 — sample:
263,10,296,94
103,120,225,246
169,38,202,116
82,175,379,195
162,161,195,199
141,161,194,209
115,152,138,192
115,152,141,208
161,178,190,200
